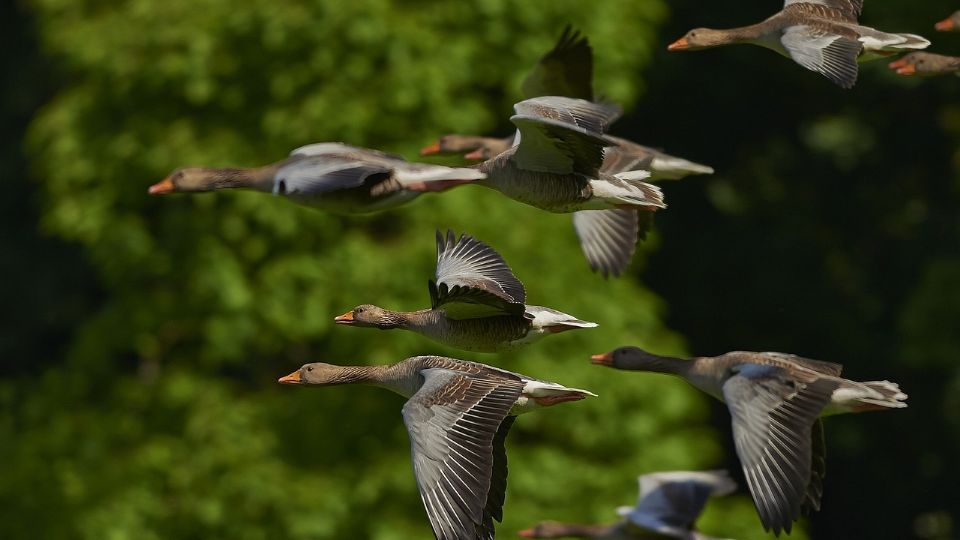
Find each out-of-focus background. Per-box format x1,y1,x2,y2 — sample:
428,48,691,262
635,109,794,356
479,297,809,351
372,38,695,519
2,0,958,538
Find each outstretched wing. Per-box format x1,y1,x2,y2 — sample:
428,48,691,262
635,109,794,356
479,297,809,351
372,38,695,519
781,26,862,89
722,364,839,535
511,97,620,176
429,231,526,319
521,25,594,100
402,369,524,540
622,470,737,536
572,209,651,277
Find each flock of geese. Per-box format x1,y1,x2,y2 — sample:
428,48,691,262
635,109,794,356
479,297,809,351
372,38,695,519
149,1,925,538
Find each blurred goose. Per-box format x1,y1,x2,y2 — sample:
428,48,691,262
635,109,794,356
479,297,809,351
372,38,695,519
517,470,737,539
889,52,960,76
148,143,484,213
278,355,595,540
471,96,667,277
668,0,930,88
591,347,907,535
334,230,596,352
936,11,960,31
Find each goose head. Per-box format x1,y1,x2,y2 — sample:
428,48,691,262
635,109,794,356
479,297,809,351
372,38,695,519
668,28,734,51
278,362,345,385
334,305,404,329
591,346,668,371
149,167,245,194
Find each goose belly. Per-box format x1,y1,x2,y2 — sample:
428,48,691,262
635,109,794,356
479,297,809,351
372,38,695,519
482,162,591,212
419,316,531,353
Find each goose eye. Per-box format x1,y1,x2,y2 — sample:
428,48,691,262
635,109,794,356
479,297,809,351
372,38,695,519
306,366,313,372
356,307,365,314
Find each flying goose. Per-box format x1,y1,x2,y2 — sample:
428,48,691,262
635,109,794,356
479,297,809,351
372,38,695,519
518,470,737,539
148,142,484,213
278,355,595,540
668,0,930,88
591,347,907,535
889,52,960,76
335,230,597,352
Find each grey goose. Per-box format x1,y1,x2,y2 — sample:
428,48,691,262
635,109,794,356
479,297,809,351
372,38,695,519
889,52,960,76
334,230,597,352
149,142,484,213
591,347,907,535
668,0,930,88
518,470,737,539
278,355,595,540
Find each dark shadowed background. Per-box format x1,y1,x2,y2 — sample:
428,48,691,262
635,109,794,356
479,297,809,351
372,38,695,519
1,0,957,538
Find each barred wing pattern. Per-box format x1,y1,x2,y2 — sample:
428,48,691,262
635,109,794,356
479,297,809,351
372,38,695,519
402,369,524,540
722,364,840,535
429,231,527,319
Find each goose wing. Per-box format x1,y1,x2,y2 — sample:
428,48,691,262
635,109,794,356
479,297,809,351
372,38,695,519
781,26,862,88
572,209,652,277
429,231,527,319
286,143,483,195
510,96,620,176
402,368,524,540
722,364,840,535
784,0,862,19
621,470,737,536
521,25,594,100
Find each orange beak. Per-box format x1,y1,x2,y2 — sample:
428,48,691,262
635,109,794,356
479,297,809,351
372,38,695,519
667,37,690,51
590,352,613,366
936,18,955,31
516,528,537,538
463,148,486,161
148,177,175,195
889,59,917,75
419,141,442,156
334,310,355,324
278,370,302,384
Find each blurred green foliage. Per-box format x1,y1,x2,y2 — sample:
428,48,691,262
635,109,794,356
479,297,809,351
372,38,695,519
2,0,957,538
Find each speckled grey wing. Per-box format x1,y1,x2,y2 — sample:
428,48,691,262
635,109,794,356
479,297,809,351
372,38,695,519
599,143,655,176
510,97,621,177
521,25,594,100
572,209,651,277
429,231,526,319
755,351,844,377
402,369,524,540
623,470,737,537
784,0,862,18
514,96,621,136
781,26,862,88
722,364,840,535
273,155,393,196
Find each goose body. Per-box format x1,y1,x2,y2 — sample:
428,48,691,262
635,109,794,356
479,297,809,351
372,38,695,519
889,52,960,76
278,355,595,540
592,347,907,535
518,470,737,539
149,142,483,213
335,230,596,352
669,0,930,88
